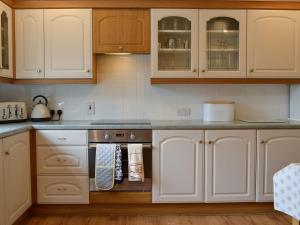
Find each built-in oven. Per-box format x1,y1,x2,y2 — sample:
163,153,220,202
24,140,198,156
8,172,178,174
88,129,152,192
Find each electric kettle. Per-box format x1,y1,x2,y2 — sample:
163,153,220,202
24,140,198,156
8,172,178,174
31,95,51,122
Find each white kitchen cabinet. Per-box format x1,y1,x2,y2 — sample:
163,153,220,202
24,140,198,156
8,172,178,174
199,10,246,78
15,10,44,79
257,129,300,202
44,9,92,79
152,130,204,203
37,146,88,175
36,130,89,204
37,176,89,204
151,9,199,78
0,1,13,78
247,10,300,78
205,130,256,202
3,132,31,225
0,139,4,225
15,9,92,80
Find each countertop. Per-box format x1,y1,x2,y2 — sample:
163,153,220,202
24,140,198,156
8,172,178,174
2,119,300,139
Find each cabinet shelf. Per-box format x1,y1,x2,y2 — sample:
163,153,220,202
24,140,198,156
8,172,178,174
207,49,239,52
207,30,239,33
158,30,191,33
159,48,191,53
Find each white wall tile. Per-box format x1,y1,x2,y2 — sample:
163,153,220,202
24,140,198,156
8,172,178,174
0,55,289,120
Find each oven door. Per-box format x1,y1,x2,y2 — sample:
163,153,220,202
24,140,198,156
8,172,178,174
88,143,152,192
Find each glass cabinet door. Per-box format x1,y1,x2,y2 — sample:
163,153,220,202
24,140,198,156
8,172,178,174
0,1,12,78
1,11,9,70
199,10,246,78
151,9,198,78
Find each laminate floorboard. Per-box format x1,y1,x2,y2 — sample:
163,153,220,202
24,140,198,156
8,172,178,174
23,214,291,225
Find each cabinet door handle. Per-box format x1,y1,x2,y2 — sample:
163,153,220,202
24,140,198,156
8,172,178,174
5,151,9,156
118,46,124,51
37,69,42,73
202,69,206,73
208,141,214,144
86,69,90,73
193,69,197,73
261,140,265,144
250,69,254,73
58,137,67,141
199,140,203,144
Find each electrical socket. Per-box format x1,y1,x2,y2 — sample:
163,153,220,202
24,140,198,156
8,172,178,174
87,101,95,115
177,107,191,117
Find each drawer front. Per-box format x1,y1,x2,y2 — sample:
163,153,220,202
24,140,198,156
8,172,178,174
37,146,88,175
37,130,87,146
37,176,89,204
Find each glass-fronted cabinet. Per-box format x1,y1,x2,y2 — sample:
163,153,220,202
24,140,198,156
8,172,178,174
0,1,12,78
199,10,246,78
151,9,198,78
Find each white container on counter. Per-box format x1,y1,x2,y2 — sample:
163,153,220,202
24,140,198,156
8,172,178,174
203,101,235,122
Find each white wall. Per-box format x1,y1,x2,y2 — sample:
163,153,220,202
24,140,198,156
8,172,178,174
0,55,289,120
290,85,300,120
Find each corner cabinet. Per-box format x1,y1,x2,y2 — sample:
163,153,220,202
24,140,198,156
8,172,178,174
15,9,92,79
93,9,150,54
151,9,199,78
199,10,246,78
152,130,204,203
247,10,300,78
0,1,12,78
205,130,256,202
257,130,300,202
2,132,31,225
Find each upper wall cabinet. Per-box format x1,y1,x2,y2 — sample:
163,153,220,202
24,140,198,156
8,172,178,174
151,9,199,78
247,10,300,78
0,1,12,78
16,10,44,79
93,9,150,54
199,10,246,78
15,9,92,79
44,9,92,79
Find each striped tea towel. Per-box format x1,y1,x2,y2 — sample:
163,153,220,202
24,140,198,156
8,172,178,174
115,144,123,183
95,144,116,191
128,144,144,182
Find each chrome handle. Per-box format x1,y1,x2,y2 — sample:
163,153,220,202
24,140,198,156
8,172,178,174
130,133,136,140
58,137,67,141
5,151,9,156
118,46,124,51
202,69,206,73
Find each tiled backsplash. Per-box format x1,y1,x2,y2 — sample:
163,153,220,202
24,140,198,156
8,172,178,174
0,55,289,120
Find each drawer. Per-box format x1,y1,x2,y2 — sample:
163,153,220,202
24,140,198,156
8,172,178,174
37,176,89,204
37,130,87,146
37,146,88,175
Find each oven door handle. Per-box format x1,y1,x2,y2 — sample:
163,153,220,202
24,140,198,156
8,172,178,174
88,143,152,150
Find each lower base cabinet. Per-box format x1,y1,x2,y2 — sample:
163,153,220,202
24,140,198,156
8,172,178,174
257,129,300,202
1,132,31,225
37,176,89,204
205,130,256,202
152,130,204,203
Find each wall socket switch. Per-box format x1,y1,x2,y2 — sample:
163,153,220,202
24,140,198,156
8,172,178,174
177,107,191,117
87,101,95,115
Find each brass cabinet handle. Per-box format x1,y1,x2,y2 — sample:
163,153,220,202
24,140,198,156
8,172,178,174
5,151,9,156
208,141,214,144
193,69,197,73
202,69,206,73
199,140,204,144
261,140,265,144
118,46,124,51
250,69,254,73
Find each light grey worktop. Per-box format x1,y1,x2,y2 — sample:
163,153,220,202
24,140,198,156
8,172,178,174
2,119,300,139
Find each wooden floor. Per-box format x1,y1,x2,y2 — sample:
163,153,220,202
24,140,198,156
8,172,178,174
23,214,291,225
